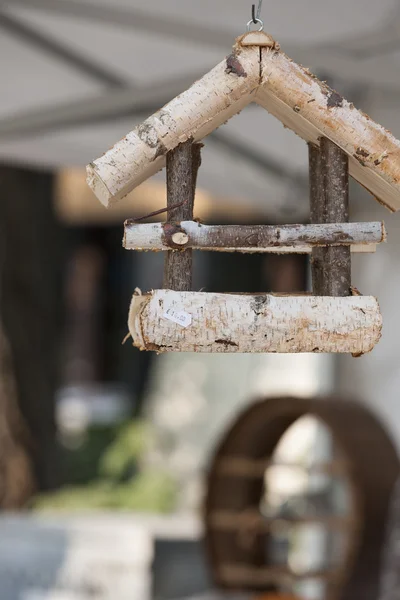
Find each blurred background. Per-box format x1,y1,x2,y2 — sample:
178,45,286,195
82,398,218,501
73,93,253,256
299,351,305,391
1,1,400,599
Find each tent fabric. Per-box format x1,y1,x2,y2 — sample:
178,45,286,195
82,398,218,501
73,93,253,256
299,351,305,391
0,0,399,216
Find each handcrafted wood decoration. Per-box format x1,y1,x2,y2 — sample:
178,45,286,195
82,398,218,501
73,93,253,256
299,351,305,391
86,29,400,355
204,397,400,599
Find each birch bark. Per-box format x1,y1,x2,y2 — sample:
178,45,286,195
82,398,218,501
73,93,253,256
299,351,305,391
128,291,382,354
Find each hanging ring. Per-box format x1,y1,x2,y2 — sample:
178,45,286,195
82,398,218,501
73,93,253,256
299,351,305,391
247,18,264,31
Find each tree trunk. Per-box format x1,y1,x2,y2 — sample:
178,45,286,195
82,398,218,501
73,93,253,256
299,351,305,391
0,319,35,508
0,165,62,492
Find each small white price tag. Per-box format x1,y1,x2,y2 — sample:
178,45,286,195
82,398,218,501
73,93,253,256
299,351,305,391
163,308,192,328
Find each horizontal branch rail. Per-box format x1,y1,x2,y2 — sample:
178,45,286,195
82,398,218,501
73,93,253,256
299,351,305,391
128,291,382,354
124,221,385,254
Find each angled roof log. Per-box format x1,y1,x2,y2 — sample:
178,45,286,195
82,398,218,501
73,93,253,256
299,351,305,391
87,43,261,206
87,31,400,212
255,42,400,212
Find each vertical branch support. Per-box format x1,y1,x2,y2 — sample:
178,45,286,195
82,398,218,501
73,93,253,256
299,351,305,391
163,140,202,291
309,138,351,296
309,143,325,295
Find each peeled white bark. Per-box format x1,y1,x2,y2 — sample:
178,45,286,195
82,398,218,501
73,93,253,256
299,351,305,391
257,47,400,212
86,46,260,207
128,291,382,354
123,221,385,253
87,31,400,212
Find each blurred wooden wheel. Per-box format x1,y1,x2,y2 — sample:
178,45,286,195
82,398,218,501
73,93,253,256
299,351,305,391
204,396,399,600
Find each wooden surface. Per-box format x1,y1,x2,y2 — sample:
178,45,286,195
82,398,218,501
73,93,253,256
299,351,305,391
124,221,385,253
128,291,382,354
163,141,201,291
87,32,400,211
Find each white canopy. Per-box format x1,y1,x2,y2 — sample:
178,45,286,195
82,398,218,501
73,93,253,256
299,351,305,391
1,0,400,217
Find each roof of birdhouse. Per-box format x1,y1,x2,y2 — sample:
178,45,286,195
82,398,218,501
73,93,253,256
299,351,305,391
87,30,400,212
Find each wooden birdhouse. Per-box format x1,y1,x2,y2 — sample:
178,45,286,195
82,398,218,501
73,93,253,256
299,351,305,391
86,29,400,356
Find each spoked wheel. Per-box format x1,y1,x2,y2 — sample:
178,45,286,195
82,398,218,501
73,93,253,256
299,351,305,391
204,397,399,600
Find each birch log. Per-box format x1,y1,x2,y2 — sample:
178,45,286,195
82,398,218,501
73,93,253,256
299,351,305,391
124,221,385,253
86,46,260,207
87,31,400,212
128,291,382,354
257,44,400,212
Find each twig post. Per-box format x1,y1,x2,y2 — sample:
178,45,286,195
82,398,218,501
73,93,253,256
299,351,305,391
309,142,325,293
309,138,351,296
163,140,202,291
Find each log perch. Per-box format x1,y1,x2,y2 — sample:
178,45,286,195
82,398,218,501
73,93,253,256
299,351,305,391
128,291,382,354
124,221,385,253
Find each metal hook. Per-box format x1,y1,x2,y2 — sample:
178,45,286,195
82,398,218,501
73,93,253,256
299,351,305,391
248,1,264,31
247,17,264,32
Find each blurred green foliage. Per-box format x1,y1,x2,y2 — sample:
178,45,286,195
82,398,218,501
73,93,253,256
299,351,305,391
61,425,118,486
100,420,149,479
33,420,177,513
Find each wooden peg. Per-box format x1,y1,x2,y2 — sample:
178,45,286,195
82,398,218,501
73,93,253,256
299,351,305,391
163,140,201,291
